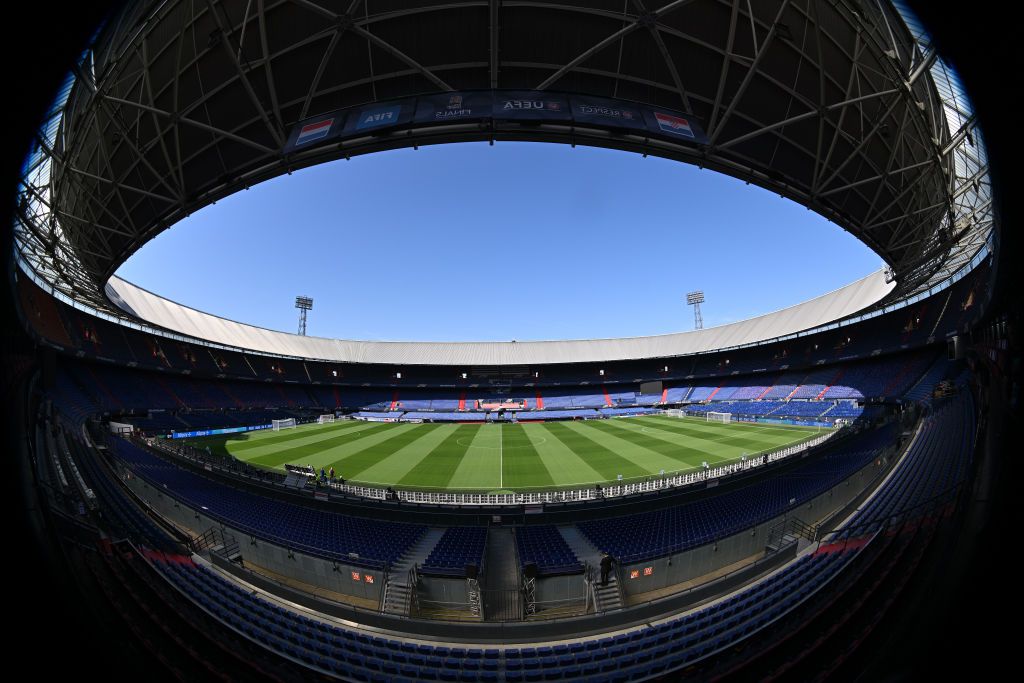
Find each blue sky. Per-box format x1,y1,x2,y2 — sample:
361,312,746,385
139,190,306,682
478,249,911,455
116,142,882,341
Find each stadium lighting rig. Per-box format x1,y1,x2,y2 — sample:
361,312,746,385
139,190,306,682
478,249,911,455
686,291,705,330
295,296,313,336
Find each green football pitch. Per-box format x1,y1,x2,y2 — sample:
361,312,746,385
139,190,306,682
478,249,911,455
181,416,827,492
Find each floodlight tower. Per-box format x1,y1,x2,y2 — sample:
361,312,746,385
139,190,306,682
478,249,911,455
686,291,705,330
295,296,313,336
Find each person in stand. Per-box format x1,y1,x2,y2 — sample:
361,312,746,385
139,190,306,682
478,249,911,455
329,466,335,481
600,553,613,586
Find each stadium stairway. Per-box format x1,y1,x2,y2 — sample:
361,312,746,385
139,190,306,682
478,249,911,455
383,527,447,616
595,570,624,612
483,527,522,620
557,525,605,567
903,356,952,402
557,526,625,611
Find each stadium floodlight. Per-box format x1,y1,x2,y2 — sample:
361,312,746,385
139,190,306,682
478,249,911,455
295,296,313,336
686,291,705,330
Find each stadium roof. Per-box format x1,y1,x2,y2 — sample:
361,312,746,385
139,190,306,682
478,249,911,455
106,268,893,364
13,0,992,341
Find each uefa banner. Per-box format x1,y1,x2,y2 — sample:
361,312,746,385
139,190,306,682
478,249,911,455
414,91,493,123
284,111,347,153
284,90,708,153
569,96,648,132
493,91,572,121
342,99,416,135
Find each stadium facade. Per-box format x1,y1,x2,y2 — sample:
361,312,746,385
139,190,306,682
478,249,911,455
4,1,1017,680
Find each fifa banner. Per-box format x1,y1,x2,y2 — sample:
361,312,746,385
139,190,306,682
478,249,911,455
414,91,494,123
493,91,572,121
284,111,347,153
642,107,708,144
569,96,649,132
342,99,416,136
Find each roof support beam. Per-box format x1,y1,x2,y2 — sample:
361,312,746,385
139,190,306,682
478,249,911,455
489,0,501,89
102,95,278,155
289,0,453,91
258,0,286,138
942,114,977,157
630,0,693,112
536,0,699,90
298,25,345,120
706,0,740,136
715,88,899,151
817,159,933,199
350,25,454,92
141,37,187,200
72,63,186,204
65,165,178,204
205,0,287,149
705,0,791,147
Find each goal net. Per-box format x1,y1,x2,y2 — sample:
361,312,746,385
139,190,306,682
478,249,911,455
706,411,731,424
272,418,297,431
317,414,335,424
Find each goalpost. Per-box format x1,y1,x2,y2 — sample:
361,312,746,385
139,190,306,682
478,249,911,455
317,414,335,424
272,418,297,431
706,411,732,424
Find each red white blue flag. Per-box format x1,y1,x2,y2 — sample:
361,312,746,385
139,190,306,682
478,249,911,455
654,112,695,138
296,118,334,146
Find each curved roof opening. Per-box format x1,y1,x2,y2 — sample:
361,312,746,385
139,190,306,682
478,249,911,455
114,142,882,343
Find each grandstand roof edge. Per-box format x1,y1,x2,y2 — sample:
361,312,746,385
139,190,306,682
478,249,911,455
103,269,894,365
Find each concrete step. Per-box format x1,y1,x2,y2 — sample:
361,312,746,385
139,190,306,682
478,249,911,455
557,525,604,567
594,574,623,611
485,527,521,590
483,527,522,621
382,582,412,615
393,527,446,574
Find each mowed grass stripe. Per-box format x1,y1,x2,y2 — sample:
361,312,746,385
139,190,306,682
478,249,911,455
348,423,460,485
526,424,605,487
501,424,555,489
229,421,384,460
243,421,402,468
328,423,444,480
611,417,800,453
570,420,720,471
447,424,503,489
182,421,365,457
652,415,822,437
645,416,823,450
603,419,769,464
218,420,366,452
541,421,649,480
398,424,477,488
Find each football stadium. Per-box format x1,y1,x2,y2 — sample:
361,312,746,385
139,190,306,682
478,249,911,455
3,1,1018,681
